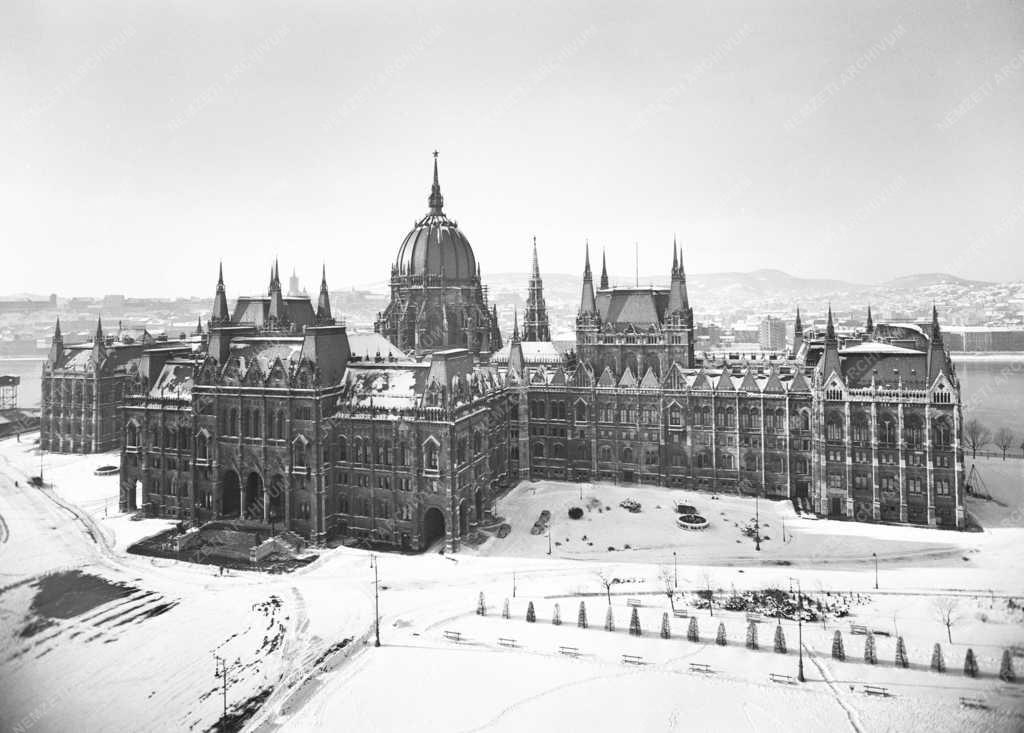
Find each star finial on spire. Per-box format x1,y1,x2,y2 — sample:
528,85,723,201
428,151,444,214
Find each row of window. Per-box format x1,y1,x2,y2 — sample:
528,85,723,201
826,416,954,447
831,473,953,495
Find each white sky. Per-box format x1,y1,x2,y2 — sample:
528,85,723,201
1,0,1023,297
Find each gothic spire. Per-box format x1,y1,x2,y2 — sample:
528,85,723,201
523,238,550,341
428,150,444,215
599,249,609,289
826,303,836,340
671,235,678,276
92,315,107,363
212,262,229,324
194,315,204,336
794,306,802,333
316,264,334,325
927,304,947,383
47,317,64,366
866,304,874,334
579,241,597,316
931,303,942,344
512,309,520,343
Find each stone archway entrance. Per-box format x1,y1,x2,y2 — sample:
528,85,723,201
221,470,240,517
244,472,263,521
422,507,445,550
267,474,286,526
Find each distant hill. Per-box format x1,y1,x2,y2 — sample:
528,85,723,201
880,273,994,289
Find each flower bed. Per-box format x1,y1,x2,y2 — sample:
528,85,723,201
677,514,709,530
93,465,119,476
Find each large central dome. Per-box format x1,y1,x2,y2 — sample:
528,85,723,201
394,155,478,282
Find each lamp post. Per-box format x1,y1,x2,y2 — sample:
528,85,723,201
754,491,761,551
214,655,228,723
547,527,552,556
370,554,381,647
673,551,678,588
513,570,517,598
872,552,878,590
789,576,805,682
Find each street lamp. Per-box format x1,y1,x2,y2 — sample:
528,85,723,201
547,527,552,556
872,552,878,590
789,576,805,682
370,554,381,647
754,491,761,551
673,551,677,589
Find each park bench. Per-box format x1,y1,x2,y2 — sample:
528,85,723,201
688,662,712,673
959,696,986,709
746,612,762,623
558,646,580,657
863,685,889,697
497,637,517,648
871,628,892,637
443,630,461,642
673,608,690,618
769,673,796,685
622,654,644,665
849,624,868,635
627,598,642,608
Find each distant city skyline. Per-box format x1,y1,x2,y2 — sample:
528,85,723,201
2,0,1023,297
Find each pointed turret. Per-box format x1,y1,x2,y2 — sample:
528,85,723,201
316,265,335,325
927,305,948,384
523,237,551,341
667,236,690,316
866,304,874,335
512,309,521,344
599,249,609,290
820,304,840,379
268,259,286,326
793,307,803,356
193,316,204,336
211,262,230,324
47,317,64,366
428,150,444,215
92,315,107,364
578,241,597,316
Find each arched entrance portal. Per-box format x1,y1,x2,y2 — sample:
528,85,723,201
267,475,286,526
244,472,263,520
422,507,446,550
221,470,240,517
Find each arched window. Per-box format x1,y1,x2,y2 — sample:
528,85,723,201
575,402,587,422
826,415,843,442
878,416,897,445
196,433,208,461
164,426,176,449
904,416,924,448
768,454,783,473
457,437,467,464
251,409,261,437
696,451,711,468
552,443,565,459
397,441,407,465
337,435,347,461
472,431,483,453
275,411,285,440
798,409,810,431
600,445,612,461
744,452,761,471
126,423,138,447
424,441,439,470
533,442,545,458
669,405,683,427
229,408,239,436
932,417,952,448
621,446,633,463
293,437,308,468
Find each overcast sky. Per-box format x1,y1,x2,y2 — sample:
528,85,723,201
2,0,1023,297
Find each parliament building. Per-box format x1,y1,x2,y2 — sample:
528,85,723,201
93,155,964,552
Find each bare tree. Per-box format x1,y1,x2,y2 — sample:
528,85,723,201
657,565,674,605
963,419,991,460
993,427,1015,461
596,569,616,605
933,597,962,643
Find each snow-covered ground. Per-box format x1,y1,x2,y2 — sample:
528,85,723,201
2,432,1022,733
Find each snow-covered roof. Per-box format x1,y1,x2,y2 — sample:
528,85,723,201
338,365,427,410
149,361,193,399
840,342,924,356
491,340,568,366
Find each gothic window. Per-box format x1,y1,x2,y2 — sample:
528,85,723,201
126,423,138,447
533,442,545,458
338,494,349,514
825,415,843,442
510,402,519,421
337,435,347,461
293,436,308,468
473,431,483,453
275,411,286,440
241,410,250,437
932,417,952,448
851,417,870,444
719,452,734,469
744,452,761,472
904,416,924,448
621,446,633,463
645,448,658,465
768,455,783,473
457,437,467,464
251,409,261,437
196,433,208,461
878,416,897,445
552,443,565,459
669,405,682,427
397,441,407,465
794,457,808,474
229,408,239,436
600,445,612,461
424,441,439,471
575,402,587,422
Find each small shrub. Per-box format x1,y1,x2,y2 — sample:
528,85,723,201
629,607,641,636
552,603,562,626
477,592,486,616
687,617,699,642
502,598,510,619
568,507,584,520
774,624,787,654
526,601,536,623
746,621,758,650
964,648,978,678
895,636,909,668
864,632,877,665
716,622,726,646
605,605,615,632
578,601,588,629
832,631,845,661
1000,649,1016,682
661,612,671,639
930,643,945,673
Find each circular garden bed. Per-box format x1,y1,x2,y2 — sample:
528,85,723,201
93,465,119,476
677,514,709,530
